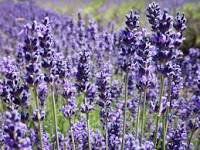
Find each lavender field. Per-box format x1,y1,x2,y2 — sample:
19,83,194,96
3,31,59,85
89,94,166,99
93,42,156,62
0,0,199,150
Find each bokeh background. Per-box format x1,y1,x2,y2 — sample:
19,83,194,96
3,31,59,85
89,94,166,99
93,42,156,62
1,0,200,53
36,0,200,53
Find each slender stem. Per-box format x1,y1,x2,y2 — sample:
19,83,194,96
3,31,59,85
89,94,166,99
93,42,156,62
104,93,109,150
33,87,44,150
84,96,92,150
69,117,76,150
0,105,2,113
105,116,109,150
162,116,166,150
121,72,129,150
87,112,91,150
154,75,165,146
188,129,196,149
102,96,108,150
141,88,147,142
51,84,59,150
136,92,142,139
163,79,172,150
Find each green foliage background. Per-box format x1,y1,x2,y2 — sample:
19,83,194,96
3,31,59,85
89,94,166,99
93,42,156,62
182,3,200,53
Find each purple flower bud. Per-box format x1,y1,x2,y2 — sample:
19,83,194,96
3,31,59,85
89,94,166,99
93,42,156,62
125,11,140,30
173,13,187,32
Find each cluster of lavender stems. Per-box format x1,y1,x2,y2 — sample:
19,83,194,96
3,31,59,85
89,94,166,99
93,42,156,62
0,0,199,150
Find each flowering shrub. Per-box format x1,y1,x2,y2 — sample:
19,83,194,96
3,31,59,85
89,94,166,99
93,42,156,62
0,1,199,150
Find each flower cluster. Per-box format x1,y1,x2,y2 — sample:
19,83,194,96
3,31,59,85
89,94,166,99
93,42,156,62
3,110,31,149
0,1,199,150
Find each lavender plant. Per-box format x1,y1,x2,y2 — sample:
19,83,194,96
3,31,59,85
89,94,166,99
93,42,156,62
0,1,199,150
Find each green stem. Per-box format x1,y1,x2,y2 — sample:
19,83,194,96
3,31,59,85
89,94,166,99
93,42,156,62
84,96,92,150
105,116,109,150
51,84,59,150
69,117,76,150
121,72,129,150
141,88,147,142
188,129,196,149
163,79,172,150
33,87,44,150
154,75,165,146
87,112,91,150
162,116,166,150
136,92,142,139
